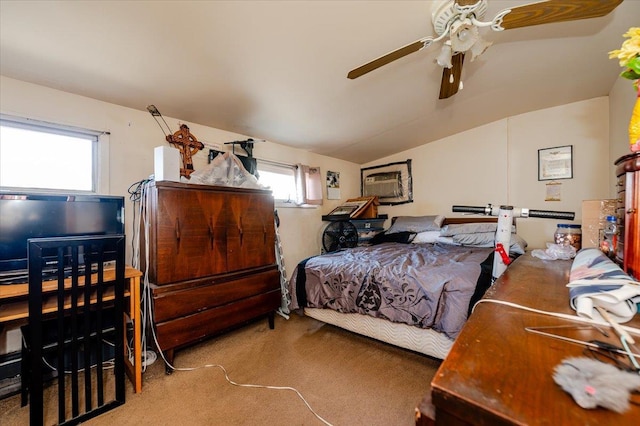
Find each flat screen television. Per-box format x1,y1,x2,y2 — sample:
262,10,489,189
0,192,124,284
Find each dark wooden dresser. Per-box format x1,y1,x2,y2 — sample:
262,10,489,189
615,152,640,280
141,181,280,366
429,254,640,425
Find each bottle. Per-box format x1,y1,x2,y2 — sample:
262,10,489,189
554,224,582,251
600,215,618,258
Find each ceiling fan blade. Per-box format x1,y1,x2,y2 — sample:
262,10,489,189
439,53,464,99
347,39,429,79
455,0,482,5
499,0,623,30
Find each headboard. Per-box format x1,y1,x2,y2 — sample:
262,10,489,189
389,215,516,230
390,216,501,226
442,217,498,225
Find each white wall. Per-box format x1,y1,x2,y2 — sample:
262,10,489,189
3,74,630,257
365,98,612,249
0,75,365,355
0,75,361,294
609,75,639,190
0,75,632,355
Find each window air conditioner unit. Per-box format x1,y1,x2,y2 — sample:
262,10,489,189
363,172,402,198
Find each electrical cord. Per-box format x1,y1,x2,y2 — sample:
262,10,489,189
473,298,640,361
163,360,334,426
473,298,640,337
41,357,116,375
128,177,152,270
134,180,333,425
30,336,117,375
143,271,333,426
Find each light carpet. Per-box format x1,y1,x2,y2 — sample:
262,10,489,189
0,313,441,425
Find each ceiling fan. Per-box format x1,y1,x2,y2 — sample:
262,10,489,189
347,0,623,99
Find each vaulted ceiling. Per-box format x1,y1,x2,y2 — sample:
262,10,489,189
1,1,638,163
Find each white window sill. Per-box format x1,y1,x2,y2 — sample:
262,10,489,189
275,200,319,209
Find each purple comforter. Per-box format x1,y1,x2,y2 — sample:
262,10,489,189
289,243,493,339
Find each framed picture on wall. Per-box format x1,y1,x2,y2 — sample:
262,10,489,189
538,145,573,181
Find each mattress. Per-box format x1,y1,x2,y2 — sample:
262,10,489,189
303,307,453,359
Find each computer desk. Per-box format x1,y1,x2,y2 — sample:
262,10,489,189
0,266,143,393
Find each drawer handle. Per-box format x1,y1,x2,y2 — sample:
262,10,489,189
208,216,215,249
628,208,637,214
238,215,244,245
263,224,267,244
175,218,181,242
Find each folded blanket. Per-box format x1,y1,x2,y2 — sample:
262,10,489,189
568,248,640,323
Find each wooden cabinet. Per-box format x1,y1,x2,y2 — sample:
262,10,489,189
141,181,280,365
615,152,640,279
429,255,640,425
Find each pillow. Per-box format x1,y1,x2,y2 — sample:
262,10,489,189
510,234,528,255
370,231,416,245
450,232,528,254
411,230,441,244
440,222,498,236
440,222,516,237
452,232,495,246
386,215,445,234
435,236,458,245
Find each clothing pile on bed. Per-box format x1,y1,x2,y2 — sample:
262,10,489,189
568,248,640,323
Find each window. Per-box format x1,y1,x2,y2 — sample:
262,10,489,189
257,161,297,203
0,116,102,192
257,160,323,206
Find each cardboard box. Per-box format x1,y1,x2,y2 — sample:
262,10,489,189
581,199,617,248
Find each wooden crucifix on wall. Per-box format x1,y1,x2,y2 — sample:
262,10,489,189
166,124,204,178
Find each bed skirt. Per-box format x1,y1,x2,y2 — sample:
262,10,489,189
304,308,453,360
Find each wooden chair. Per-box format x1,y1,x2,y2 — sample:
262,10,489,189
21,235,126,425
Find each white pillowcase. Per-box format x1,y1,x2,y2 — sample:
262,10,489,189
435,236,458,245
411,230,441,244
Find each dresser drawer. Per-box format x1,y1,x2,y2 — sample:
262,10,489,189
153,268,280,322
155,290,281,350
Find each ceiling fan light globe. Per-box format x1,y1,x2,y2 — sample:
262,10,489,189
469,38,492,61
436,42,453,68
450,20,478,53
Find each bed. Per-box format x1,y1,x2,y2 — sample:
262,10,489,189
288,215,526,360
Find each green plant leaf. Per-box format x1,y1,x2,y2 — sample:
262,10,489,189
621,69,640,80
627,56,640,74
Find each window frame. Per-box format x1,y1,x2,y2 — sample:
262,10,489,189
256,159,298,206
0,114,107,194
256,159,322,208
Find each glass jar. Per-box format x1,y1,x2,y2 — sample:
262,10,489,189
600,215,618,258
554,224,582,251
